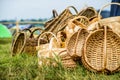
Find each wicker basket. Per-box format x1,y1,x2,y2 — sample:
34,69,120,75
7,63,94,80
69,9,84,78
43,6,78,35
98,3,120,35
44,9,58,28
67,29,89,59
11,28,47,56
11,29,31,56
78,7,98,20
58,50,77,68
37,32,65,66
82,26,120,73
68,16,90,29
88,3,120,33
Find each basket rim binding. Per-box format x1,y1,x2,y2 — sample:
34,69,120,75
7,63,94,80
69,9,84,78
11,28,32,55
30,27,44,38
70,16,90,29
78,7,98,20
38,32,58,47
67,28,89,58
11,32,27,55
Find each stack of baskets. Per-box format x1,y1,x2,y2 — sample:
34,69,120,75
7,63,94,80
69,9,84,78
11,3,120,73
66,3,120,73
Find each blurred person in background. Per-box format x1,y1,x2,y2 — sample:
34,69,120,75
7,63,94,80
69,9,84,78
110,0,120,16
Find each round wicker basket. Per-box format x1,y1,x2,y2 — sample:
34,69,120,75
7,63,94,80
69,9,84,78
82,26,120,73
11,32,27,56
67,29,89,59
11,28,46,56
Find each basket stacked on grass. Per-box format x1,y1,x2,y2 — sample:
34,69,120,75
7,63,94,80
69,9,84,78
81,3,120,73
82,26,120,73
64,3,120,73
37,32,77,68
67,29,89,59
11,27,47,56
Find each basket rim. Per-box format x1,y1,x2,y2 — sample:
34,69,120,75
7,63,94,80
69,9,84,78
11,32,27,55
67,28,89,57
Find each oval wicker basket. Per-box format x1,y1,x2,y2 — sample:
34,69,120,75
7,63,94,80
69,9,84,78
82,26,120,73
11,28,31,56
67,29,89,59
11,27,46,56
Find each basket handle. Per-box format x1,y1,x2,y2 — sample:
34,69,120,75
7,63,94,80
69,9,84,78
30,28,44,38
66,6,78,15
22,28,32,33
52,9,58,18
98,2,120,20
38,32,58,47
57,15,76,31
70,16,89,29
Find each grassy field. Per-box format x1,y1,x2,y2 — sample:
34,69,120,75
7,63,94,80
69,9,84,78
0,38,120,80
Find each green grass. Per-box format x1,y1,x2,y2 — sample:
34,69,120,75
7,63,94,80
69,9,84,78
0,38,120,80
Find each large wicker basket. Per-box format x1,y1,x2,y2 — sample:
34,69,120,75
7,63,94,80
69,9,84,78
11,28,47,56
82,26,120,73
67,29,89,59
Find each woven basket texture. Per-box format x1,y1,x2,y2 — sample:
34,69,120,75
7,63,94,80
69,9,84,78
12,32,26,56
11,28,47,56
58,50,77,68
82,26,120,73
37,32,62,66
43,6,78,35
67,29,89,59
78,7,98,20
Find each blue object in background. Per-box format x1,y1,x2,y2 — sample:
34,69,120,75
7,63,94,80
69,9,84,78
110,0,120,16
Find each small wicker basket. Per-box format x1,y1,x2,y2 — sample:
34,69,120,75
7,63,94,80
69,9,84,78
11,29,31,55
78,7,98,20
37,32,64,66
67,29,89,59
11,28,47,56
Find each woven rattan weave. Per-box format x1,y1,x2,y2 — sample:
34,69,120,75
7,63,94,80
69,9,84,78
82,26,120,73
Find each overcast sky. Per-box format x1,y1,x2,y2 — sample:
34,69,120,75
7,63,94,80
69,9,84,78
0,0,110,20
